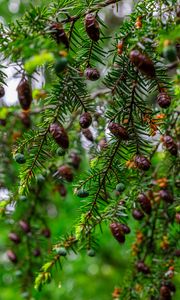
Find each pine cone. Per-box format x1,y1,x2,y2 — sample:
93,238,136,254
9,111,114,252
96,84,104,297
134,155,151,171
157,92,171,108
138,193,151,214
57,183,67,197
159,190,173,203
76,189,89,198
20,111,31,128
119,200,126,206
70,152,81,169
108,122,128,140
79,112,92,128
110,222,125,244
85,13,100,42
85,67,100,81
8,232,21,244
174,249,180,257
55,247,67,256
162,135,177,156
19,220,30,233
49,22,69,48
0,119,6,126
14,153,26,164
136,261,150,274
87,249,96,257
163,45,177,62
82,128,94,142
49,123,69,149
42,228,51,238
160,286,172,300
119,223,131,234
7,250,18,263
162,282,176,292
175,212,180,224
33,248,41,257
54,57,68,75
36,174,45,184
129,50,155,78
132,209,144,220
168,144,178,156
116,183,125,192
99,138,108,150
56,148,66,156
58,165,73,182
0,85,5,97
17,77,32,110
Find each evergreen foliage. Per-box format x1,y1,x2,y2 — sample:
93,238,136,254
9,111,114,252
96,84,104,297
0,0,179,299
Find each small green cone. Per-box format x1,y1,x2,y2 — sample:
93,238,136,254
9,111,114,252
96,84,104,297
116,183,125,192
56,147,66,156
54,57,68,75
14,153,26,164
19,195,27,201
55,247,67,256
163,45,177,62
87,249,96,257
36,174,45,184
76,189,89,198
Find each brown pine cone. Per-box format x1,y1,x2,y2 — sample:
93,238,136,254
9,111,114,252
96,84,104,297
129,50,155,78
49,123,69,149
108,122,128,140
162,282,176,292
19,220,30,233
162,135,177,156
0,119,6,126
0,85,5,97
58,165,73,182
159,190,173,203
110,222,125,244
8,232,21,244
20,111,31,128
7,250,18,263
79,112,92,129
17,77,32,110
85,67,100,81
160,286,172,300
99,138,108,150
134,155,151,171
175,213,180,224
119,200,126,206
57,183,67,197
132,209,144,220
42,228,51,238
138,193,151,214
157,92,171,108
70,152,81,169
119,223,131,234
168,144,178,156
82,128,94,142
174,249,180,256
85,14,100,42
49,22,69,48
33,248,41,257
136,261,150,274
